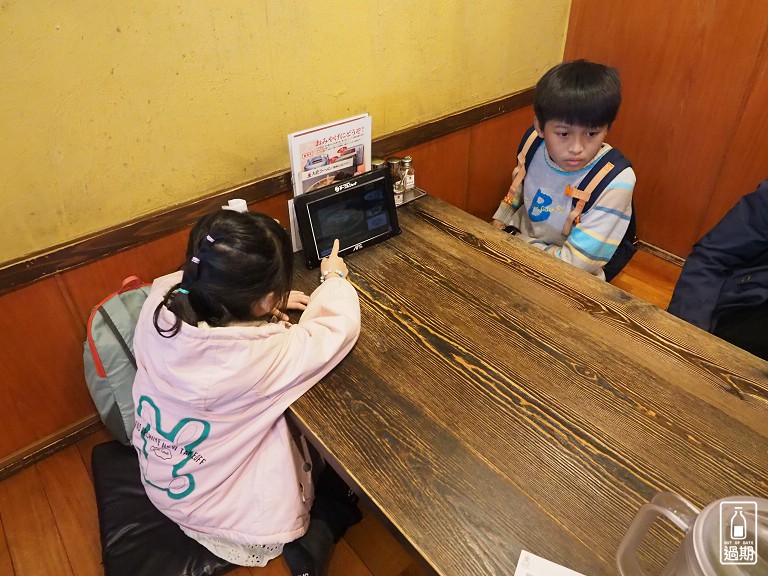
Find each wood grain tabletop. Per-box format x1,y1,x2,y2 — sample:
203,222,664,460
288,195,768,576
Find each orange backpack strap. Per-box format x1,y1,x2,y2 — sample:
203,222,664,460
118,275,144,294
561,146,637,280
561,160,616,235
502,126,543,206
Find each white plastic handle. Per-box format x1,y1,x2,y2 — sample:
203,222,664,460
222,198,248,213
617,492,701,576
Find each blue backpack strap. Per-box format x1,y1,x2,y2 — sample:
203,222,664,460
579,148,632,212
604,198,638,281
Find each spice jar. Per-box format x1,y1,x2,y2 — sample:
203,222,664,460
400,156,415,190
386,157,402,186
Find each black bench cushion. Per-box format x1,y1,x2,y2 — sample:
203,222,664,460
91,440,234,576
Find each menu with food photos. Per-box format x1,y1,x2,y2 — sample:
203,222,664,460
287,114,372,198
287,113,372,251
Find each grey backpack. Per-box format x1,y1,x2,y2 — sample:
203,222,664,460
84,276,150,445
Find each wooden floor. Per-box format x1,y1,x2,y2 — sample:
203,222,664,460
0,251,681,576
610,249,682,310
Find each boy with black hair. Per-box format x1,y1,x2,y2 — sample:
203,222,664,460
492,59,636,280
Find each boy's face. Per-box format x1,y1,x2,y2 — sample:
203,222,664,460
534,118,609,173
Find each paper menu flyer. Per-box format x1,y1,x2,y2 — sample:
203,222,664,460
514,550,587,576
286,114,373,252
287,114,372,198
287,198,302,252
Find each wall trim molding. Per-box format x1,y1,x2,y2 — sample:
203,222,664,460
637,240,685,267
0,414,103,482
0,88,534,296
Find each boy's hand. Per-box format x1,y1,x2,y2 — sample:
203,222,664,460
490,219,506,230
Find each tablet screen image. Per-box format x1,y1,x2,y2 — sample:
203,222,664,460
294,170,401,268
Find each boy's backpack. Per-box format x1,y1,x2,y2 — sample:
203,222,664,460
508,125,638,281
84,276,150,445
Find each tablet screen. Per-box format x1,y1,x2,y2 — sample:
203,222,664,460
310,184,393,257
294,169,401,268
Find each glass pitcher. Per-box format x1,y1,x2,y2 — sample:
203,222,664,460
617,492,767,576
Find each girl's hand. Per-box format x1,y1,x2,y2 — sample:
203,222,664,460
270,290,310,322
320,239,348,279
285,290,310,311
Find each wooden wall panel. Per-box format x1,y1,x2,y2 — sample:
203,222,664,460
699,50,768,237
466,106,535,221
396,129,472,211
136,229,191,283
0,519,12,576
254,191,292,227
0,276,94,457
565,0,768,257
61,230,191,326
61,194,291,328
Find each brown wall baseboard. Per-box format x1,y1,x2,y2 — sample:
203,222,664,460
637,240,685,267
0,414,103,482
0,89,534,297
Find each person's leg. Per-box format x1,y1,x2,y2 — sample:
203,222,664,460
713,302,768,360
283,523,333,576
283,462,362,576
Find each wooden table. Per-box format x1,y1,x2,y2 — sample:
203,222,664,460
289,195,768,576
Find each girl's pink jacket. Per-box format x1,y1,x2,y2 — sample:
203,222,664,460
131,271,360,545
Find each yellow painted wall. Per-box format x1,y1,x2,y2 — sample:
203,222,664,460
0,1,570,265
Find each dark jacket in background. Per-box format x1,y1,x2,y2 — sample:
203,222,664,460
668,179,768,332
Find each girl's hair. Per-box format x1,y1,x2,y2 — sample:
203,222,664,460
534,59,622,128
153,210,293,337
